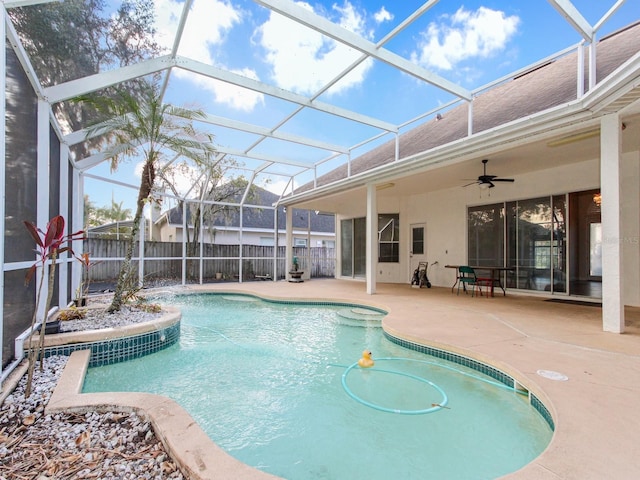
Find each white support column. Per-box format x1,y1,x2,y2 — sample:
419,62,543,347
198,204,204,284
181,202,187,286
73,170,84,302
307,210,311,275
600,113,624,333
36,99,50,320
588,39,596,90
366,183,377,295
59,142,70,305
273,207,278,281
576,42,584,98
137,205,145,287
285,206,293,280
0,14,6,352
239,206,244,283
394,134,399,161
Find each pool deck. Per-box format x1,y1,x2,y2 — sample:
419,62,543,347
44,279,640,480
185,279,640,480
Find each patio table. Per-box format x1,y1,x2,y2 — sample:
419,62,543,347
445,265,513,296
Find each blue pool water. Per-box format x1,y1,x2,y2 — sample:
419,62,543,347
83,293,552,479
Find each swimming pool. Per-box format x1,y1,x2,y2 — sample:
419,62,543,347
83,293,552,479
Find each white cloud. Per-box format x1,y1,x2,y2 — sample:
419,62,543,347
154,0,264,111
374,7,393,24
256,1,374,95
179,68,264,113
411,7,520,71
262,177,292,196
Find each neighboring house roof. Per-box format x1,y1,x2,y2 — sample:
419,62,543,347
297,21,640,193
160,184,335,233
87,220,135,234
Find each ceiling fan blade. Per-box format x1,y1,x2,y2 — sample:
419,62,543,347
462,181,479,187
492,178,515,182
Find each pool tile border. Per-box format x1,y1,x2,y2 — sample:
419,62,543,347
42,322,180,367
383,331,555,431
27,307,182,368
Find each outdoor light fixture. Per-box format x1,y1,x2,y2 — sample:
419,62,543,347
593,192,602,206
376,182,395,191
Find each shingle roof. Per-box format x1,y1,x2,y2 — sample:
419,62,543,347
297,21,640,193
163,184,335,233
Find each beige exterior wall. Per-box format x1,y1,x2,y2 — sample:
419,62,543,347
153,222,335,247
335,154,640,307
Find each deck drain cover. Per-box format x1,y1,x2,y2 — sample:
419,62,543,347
536,369,568,381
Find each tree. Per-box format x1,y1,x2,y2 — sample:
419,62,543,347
96,200,133,223
84,195,99,228
81,81,217,312
8,0,162,154
85,197,133,238
156,165,253,257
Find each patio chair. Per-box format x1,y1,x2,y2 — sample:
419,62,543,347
457,266,479,297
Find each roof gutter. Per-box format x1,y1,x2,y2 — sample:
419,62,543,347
280,56,640,208
279,101,596,206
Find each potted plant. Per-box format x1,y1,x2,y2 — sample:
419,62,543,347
289,256,304,282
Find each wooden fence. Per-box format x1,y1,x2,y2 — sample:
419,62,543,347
85,239,335,283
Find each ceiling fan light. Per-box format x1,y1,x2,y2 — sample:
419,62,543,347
479,182,491,190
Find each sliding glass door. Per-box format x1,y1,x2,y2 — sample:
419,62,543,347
468,194,568,294
340,218,366,278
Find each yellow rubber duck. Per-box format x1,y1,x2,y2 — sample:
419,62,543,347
358,350,374,368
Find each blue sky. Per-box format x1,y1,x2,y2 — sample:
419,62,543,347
84,0,639,214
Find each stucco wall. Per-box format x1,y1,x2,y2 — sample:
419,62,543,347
336,155,640,306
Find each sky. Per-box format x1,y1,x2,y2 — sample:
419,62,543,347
82,0,639,215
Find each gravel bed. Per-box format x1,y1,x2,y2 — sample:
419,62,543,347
0,305,185,479
59,305,163,333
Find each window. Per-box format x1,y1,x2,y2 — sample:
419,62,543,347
411,226,424,255
534,240,551,268
378,214,399,262
294,238,307,247
260,236,274,246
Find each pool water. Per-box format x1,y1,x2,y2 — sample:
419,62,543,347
83,294,552,479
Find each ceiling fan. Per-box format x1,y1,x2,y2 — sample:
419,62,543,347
463,159,515,189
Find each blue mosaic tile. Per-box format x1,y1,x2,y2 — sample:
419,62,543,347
383,331,554,432
531,393,555,431
36,322,180,367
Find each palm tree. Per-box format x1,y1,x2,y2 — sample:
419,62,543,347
98,199,132,223
82,81,216,312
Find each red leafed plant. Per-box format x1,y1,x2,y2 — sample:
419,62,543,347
23,215,84,398
74,252,102,304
